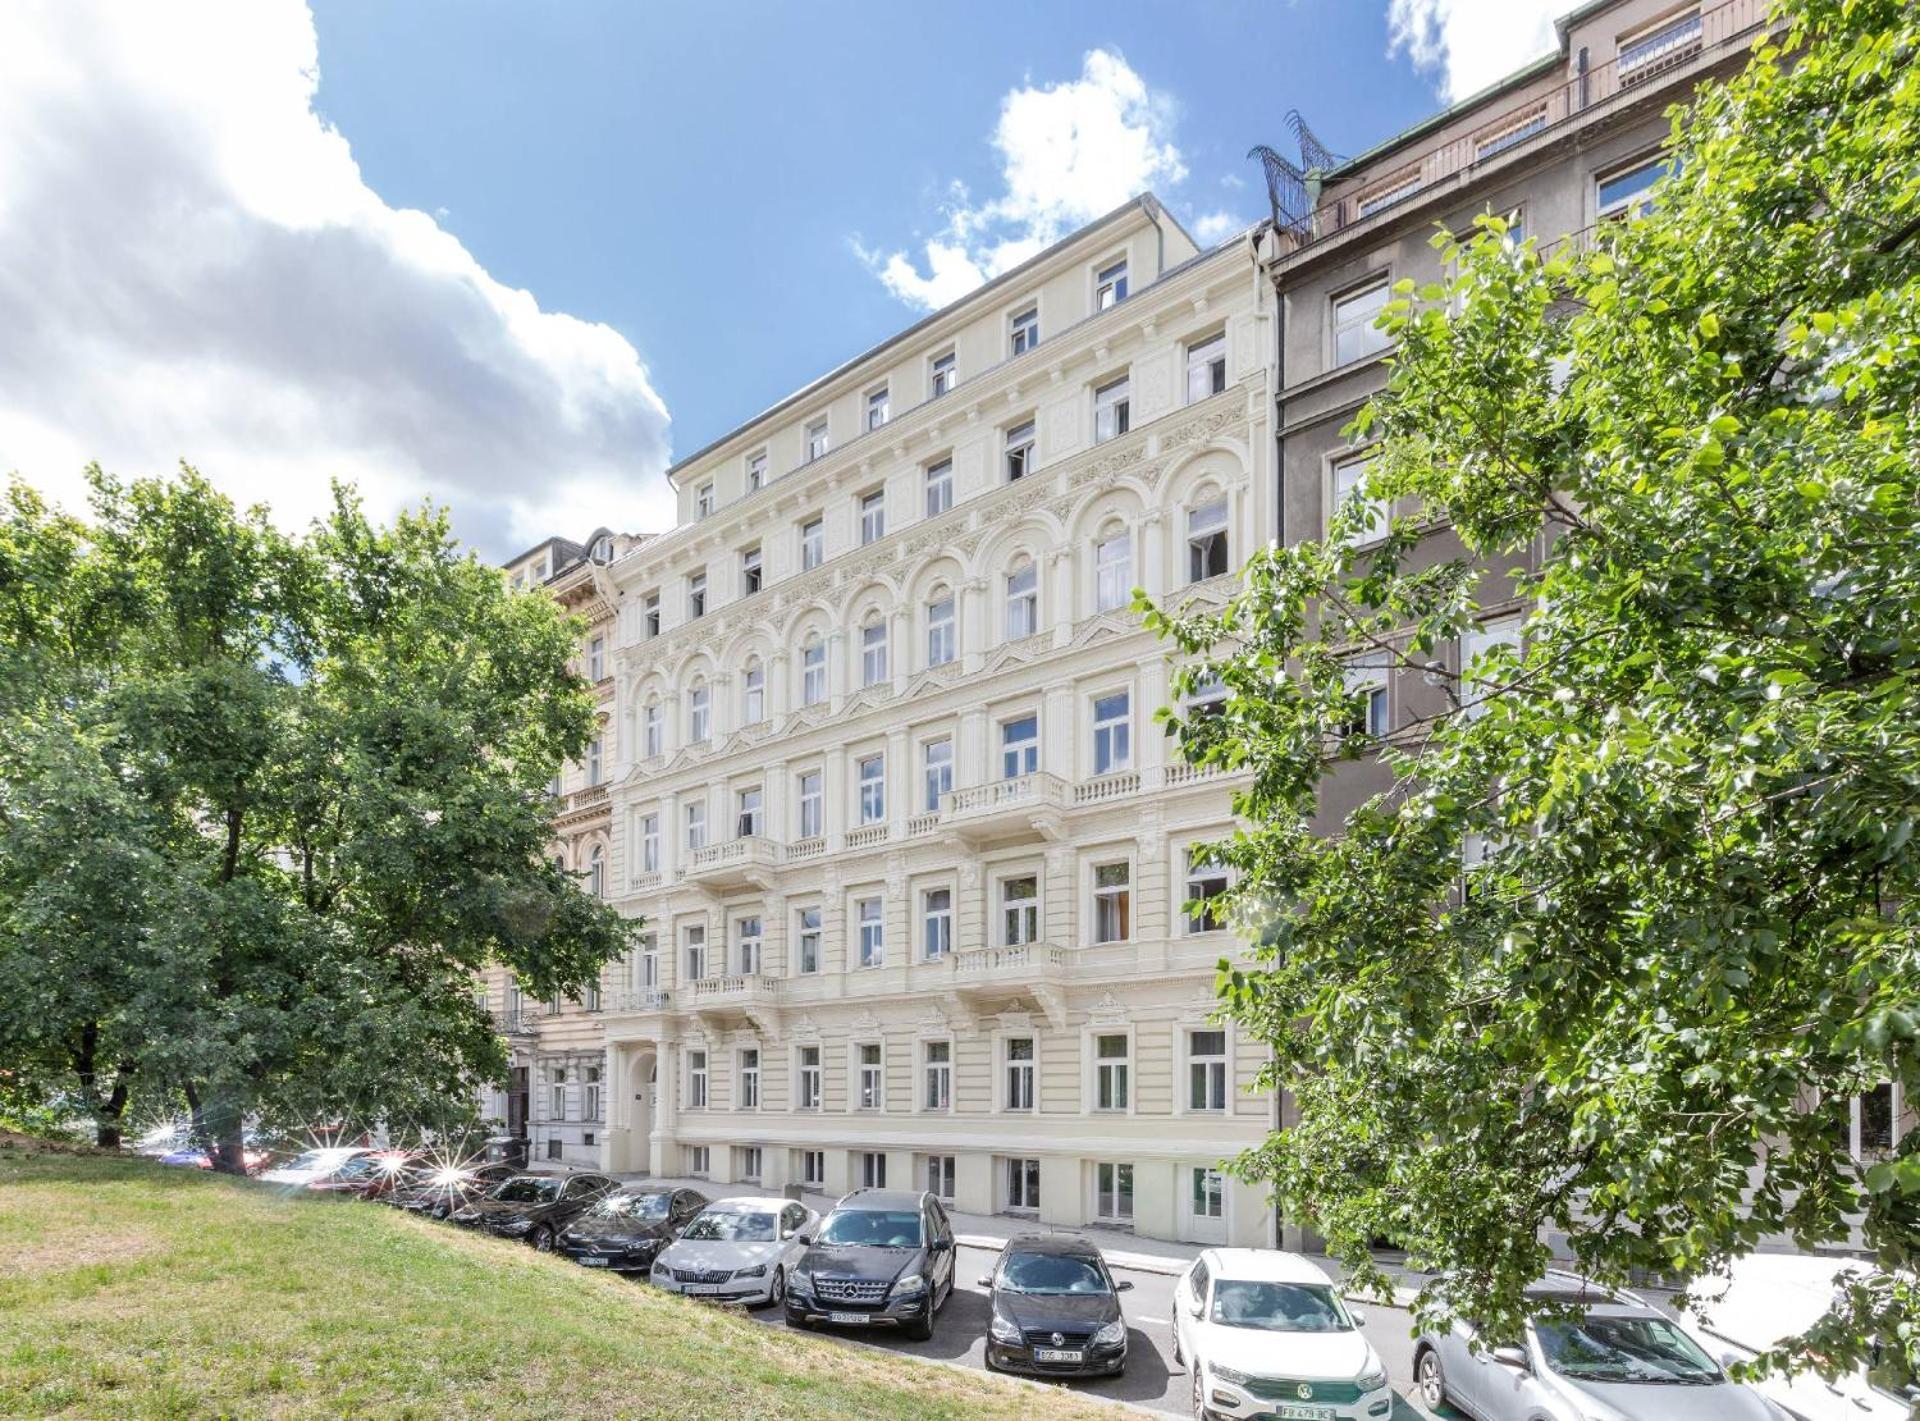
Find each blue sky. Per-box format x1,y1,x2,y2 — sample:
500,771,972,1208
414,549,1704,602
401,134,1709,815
1,1,1561,555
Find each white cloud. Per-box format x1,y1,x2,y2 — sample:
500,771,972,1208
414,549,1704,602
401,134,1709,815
1387,0,1562,101
0,1,673,559
857,49,1189,312
1191,211,1246,246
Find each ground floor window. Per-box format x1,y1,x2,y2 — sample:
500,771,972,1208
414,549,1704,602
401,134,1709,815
799,1149,825,1187
736,1145,762,1183
922,1153,955,1201
1005,1156,1040,1211
546,1138,562,1162
1191,1167,1224,1219
859,1150,887,1188
688,1145,709,1177
1095,1162,1134,1222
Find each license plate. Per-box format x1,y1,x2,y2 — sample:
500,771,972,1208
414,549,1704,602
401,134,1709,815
580,1257,608,1267
827,1311,870,1325
1032,1348,1084,1364
1276,1407,1335,1420
685,1284,725,1295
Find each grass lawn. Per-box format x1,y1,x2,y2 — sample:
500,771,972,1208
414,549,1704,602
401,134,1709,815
0,1141,1131,1419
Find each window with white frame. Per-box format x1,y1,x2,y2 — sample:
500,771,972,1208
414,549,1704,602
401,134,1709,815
1005,1037,1035,1110
1191,1166,1225,1218
1186,332,1227,402
1006,1156,1041,1210
550,1069,568,1119
588,845,606,899
792,634,826,706
856,1043,883,1108
922,887,952,960
924,1154,956,1201
1333,277,1392,366
926,594,956,667
923,737,953,813
688,683,710,742
1095,531,1132,613
1476,106,1548,160
1094,1033,1131,1109
1005,420,1035,482
1343,655,1392,739
856,896,884,968
747,450,766,491
796,1045,822,1110
1006,560,1038,639
1001,875,1039,946
1846,1083,1900,1160
687,570,707,619
687,1050,708,1108
684,924,707,980
1092,862,1131,944
636,934,658,988
1597,153,1673,221
1331,452,1387,546
639,813,660,873
1618,7,1702,78
685,801,707,851
590,534,612,563
643,702,662,757
1095,258,1128,309
741,545,762,596
861,618,888,686
696,482,715,519
1188,1029,1228,1111
1357,172,1422,218
1093,376,1131,443
588,635,605,681
738,1048,761,1109
930,350,956,398
586,736,603,785
1186,850,1228,932
1001,714,1038,779
925,458,952,517
857,754,885,825
860,1150,887,1187
1092,691,1131,775
737,1145,762,1182
735,916,762,975
1096,1162,1134,1222
859,489,885,545
866,385,890,431
1188,498,1230,582
800,1148,824,1185
796,769,823,840
923,1040,951,1111
795,905,822,975
688,1144,709,1176
737,786,763,838
799,517,824,571
584,1065,602,1120
805,418,830,462
1462,615,1523,719
742,660,765,724
1010,306,1039,355
642,591,660,638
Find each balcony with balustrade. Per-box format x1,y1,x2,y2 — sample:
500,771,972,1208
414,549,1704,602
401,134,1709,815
948,942,1070,1027
678,835,783,891
938,771,1070,846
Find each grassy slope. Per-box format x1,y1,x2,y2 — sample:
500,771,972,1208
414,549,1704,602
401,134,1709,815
0,1144,1128,1420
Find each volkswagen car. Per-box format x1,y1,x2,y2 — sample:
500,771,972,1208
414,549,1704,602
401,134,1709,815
982,1232,1132,1378
448,1171,616,1251
556,1185,709,1274
784,1188,956,1341
648,1196,814,1306
1172,1248,1391,1421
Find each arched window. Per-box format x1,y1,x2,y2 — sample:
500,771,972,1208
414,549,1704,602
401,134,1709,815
801,636,827,706
1006,558,1039,640
1095,528,1133,612
588,845,605,899
742,659,765,724
688,681,711,742
860,616,888,687
589,534,613,563
926,589,956,667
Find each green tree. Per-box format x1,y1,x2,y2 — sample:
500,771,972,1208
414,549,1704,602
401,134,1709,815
0,469,632,1165
1150,0,1920,1384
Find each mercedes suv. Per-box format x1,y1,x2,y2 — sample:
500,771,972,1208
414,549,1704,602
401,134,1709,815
784,1188,956,1340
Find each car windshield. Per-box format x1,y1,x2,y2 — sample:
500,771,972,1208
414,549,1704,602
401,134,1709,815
1210,1280,1352,1332
334,1157,385,1180
491,1177,561,1203
681,1209,777,1242
592,1192,671,1221
816,1210,923,1248
1001,1253,1110,1295
1535,1313,1722,1385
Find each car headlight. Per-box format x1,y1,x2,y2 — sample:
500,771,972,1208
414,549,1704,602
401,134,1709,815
734,1264,766,1279
889,1273,926,1298
989,1311,1023,1344
1357,1366,1388,1393
1092,1319,1126,1347
498,1219,532,1234
650,1262,669,1279
1209,1361,1251,1386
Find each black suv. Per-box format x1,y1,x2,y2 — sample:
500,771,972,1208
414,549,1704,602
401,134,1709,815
784,1188,956,1340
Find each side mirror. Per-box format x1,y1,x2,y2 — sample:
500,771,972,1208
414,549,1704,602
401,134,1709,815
796,1234,813,1247
978,1275,996,1288
1347,1306,1368,1328
1491,1345,1530,1371
931,1237,952,1252
1115,1279,1134,1291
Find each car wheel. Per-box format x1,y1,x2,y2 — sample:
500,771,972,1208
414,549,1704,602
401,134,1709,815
530,1225,554,1253
1191,1365,1211,1421
905,1302,935,1342
764,1267,784,1309
1415,1345,1448,1410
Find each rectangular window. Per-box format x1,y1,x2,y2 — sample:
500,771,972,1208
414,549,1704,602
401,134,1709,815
1094,1033,1131,1109
922,887,952,960
737,1145,762,1182
1000,715,1038,779
1005,420,1035,482
930,350,956,398
1007,1156,1041,1210
797,1046,822,1110
687,1050,708,1108
747,450,766,491
1462,615,1524,719
1005,1038,1035,1111
688,1144,709,1176
696,482,715,519
860,1150,887,1188
1001,875,1039,947
1597,154,1673,220
1187,499,1229,582
805,418,829,462
1186,851,1228,933
923,1041,951,1111
1095,259,1128,309
1006,561,1038,639
797,770,823,839
1185,331,1228,404
861,620,888,686
1333,278,1392,366
584,1066,602,1121
1092,863,1131,944
1475,106,1548,160
1192,1166,1225,1218
924,458,952,517
741,545,762,595
801,639,827,706
925,1154,956,1201
684,924,707,981
550,1073,567,1120
1332,453,1387,546
1188,1029,1228,1111
636,934,658,988
856,896,884,968
735,916,762,975
1618,7,1702,77
922,737,953,813
857,1043,883,1109
1096,1162,1134,1222
1356,172,1421,218
859,489,885,545
1343,655,1391,739
1093,376,1131,443
1094,533,1132,613
800,1149,824,1186
799,517,824,571
866,385,890,432
743,662,765,724
688,685,710,743
1092,691,1131,775
926,596,956,667
639,813,660,873
736,787,763,839
686,572,710,622
586,736,603,785
739,1049,761,1109
643,703,662,757
685,801,707,851
857,754,885,825
796,906,822,975
587,635,605,681
1010,306,1039,355
642,591,660,638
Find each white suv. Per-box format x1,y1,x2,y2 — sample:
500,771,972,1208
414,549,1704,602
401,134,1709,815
1172,1248,1391,1420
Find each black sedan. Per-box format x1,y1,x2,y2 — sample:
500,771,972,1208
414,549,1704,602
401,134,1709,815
449,1171,617,1251
391,1162,519,1219
555,1186,709,1274
981,1233,1132,1378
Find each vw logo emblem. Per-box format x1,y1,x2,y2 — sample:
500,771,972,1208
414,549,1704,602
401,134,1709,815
1296,1383,1314,1400
1051,1332,1065,1346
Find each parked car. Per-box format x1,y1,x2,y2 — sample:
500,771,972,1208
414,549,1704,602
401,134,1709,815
392,1162,519,1219
556,1185,709,1274
981,1232,1132,1379
1172,1248,1391,1421
156,1144,273,1174
784,1187,956,1340
650,1196,815,1307
259,1146,375,1188
448,1171,616,1250
304,1150,414,1198
1414,1269,1789,1421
